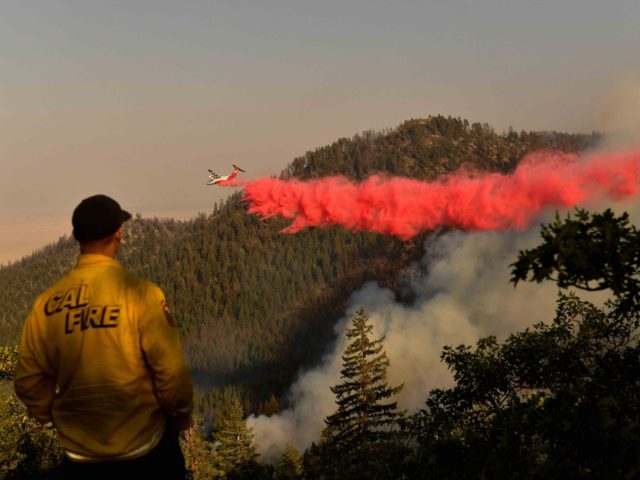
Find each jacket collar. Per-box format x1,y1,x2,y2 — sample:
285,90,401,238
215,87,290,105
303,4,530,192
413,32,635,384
76,254,122,268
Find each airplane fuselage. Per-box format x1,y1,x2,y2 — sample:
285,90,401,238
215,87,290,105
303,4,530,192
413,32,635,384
207,165,245,186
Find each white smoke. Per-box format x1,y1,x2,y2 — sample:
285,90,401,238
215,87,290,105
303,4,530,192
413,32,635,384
248,210,587,461
596,75,640,148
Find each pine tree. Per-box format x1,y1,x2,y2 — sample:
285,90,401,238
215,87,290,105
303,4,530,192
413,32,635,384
273,444,303,479
181,415,224,479
322,307,406,478
213,397,259,478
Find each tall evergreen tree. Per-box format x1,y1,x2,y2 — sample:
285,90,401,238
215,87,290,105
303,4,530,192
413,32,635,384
181,415,224,480
213,397,259,479
273,444,303,480
321,307,406,478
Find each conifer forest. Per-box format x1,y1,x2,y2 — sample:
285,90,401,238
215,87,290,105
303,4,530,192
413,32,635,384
4,116,639,478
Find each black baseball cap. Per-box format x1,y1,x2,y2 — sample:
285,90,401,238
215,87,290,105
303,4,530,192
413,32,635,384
72,194,132,242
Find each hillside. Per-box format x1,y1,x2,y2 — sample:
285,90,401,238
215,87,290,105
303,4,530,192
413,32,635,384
0,115,599,408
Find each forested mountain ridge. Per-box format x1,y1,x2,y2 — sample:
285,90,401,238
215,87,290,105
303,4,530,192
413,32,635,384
0,115,599,408
282,117,597,180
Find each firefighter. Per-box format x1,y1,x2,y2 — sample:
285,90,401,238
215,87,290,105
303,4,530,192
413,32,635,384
14,194,193,479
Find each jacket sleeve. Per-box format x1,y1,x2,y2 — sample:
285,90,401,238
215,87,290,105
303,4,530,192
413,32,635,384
139,284,193,427
14,303,57,424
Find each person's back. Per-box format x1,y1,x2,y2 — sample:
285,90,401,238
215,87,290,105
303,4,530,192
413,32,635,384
14,194,193,477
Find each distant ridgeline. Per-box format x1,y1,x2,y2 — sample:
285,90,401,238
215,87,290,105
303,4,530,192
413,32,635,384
0,116,599,409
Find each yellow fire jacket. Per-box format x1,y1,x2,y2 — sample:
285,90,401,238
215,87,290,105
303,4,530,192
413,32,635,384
14,254,193,462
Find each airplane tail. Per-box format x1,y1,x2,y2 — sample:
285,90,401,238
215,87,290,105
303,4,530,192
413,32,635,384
233,164,246,172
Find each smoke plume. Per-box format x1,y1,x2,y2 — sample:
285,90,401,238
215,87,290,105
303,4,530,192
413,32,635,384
243,148,640,238
597,76,640,148
247,203,635,461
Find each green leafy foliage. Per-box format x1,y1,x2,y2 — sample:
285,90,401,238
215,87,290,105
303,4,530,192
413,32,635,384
0,345,64,479
0,391,64,479
0,346,18,381
511,208,640,311
410,292,640,478
409,208,640,478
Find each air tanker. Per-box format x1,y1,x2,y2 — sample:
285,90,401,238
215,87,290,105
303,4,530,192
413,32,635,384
207,165,245,186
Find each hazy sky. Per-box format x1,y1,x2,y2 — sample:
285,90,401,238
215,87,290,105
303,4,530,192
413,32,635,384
1,0,639,264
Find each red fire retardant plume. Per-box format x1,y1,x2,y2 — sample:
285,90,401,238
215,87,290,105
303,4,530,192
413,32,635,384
243,149,640,239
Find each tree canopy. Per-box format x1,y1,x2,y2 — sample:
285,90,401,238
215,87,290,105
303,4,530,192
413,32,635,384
409,208,640,478
317,307,407,479
511,208,640,312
